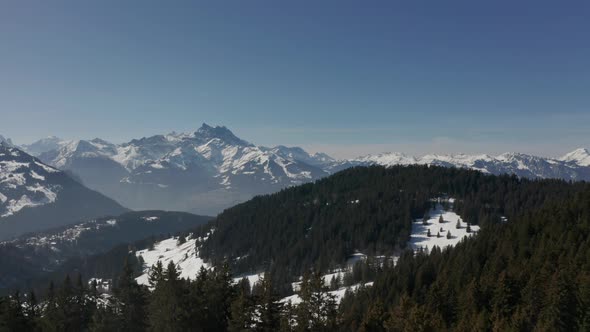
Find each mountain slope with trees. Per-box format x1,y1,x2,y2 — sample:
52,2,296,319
0,211,211,293
201,165,588,285
1,165,590,330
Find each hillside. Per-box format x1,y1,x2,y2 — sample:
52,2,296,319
201,165,587,284
0,145,128,240
339,184,590,331
0,210,211,292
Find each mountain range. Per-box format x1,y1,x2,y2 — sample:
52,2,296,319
4,124,590,216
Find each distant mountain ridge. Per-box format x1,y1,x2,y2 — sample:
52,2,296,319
333,150,590,181
9,126,590,215
26,124,332,214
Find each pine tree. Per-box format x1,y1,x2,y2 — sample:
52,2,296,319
456,219,461,229
359,299,385,332
41,281,59,331
229,287,254,332
148,260,165,288
149,261,187,332
89,305,119,332
295,271,312,330
466,223,471,233
427,229,431,237
25,290,39,324
257,273,282,332
447,230,452,239
114,258,148,332
537,271,579,331
439,215,444,223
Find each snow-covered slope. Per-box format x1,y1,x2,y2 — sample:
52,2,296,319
135,233,212,286
409,200,480,253
1,145,62,218
0,144,127,240
560,148,590,167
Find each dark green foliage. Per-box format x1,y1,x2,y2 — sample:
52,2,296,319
339,184,590,331
202,165,588,291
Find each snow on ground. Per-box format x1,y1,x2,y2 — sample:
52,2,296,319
233,272,264,286
135,235,210,286
281,282,374,305
409,202,479,253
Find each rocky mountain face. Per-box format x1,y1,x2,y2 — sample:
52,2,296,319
15,126,590,215
0,144,128,240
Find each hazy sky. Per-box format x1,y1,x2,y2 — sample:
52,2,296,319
1,1,589,159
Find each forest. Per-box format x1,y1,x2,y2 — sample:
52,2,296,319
1,165,589,331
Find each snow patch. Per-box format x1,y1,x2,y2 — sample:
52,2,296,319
135,235,211,286
409,202,479,253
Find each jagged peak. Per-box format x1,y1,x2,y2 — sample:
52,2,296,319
195,123,251,146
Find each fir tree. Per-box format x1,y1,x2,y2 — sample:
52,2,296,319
149,261,187,332
229,286,255,332
257,273,282,332
114,258,148,332
148,260,165,289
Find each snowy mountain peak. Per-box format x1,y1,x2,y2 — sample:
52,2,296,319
195,123,252,146
352,152,417,166
560,148,590,167
0,135,14,147
21,136,70,156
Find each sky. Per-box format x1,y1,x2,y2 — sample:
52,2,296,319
1,1,589,159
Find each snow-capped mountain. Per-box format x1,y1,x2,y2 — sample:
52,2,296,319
21,136,71,156
0,135,13,147
340,150,590,181
36,124,329,215
22,124,590,215
560,148,590,167
0,144,127,240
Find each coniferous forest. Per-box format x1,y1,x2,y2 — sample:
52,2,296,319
1,165,589,331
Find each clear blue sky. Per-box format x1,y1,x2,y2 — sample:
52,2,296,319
1,1,589,158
